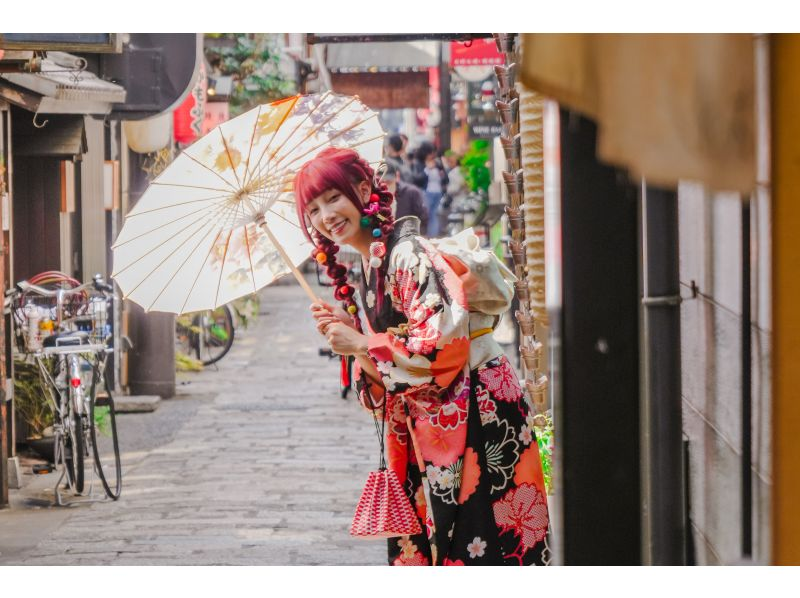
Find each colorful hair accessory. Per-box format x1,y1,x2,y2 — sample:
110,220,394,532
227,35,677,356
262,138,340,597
369,193,381,203
347,304,358,315
364,203,381,216
339,284,353,297
372,228,382,238
369,242,386,258
315,252,327,264
360,216,371,227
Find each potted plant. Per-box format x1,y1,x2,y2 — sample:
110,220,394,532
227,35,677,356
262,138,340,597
13,358,55,461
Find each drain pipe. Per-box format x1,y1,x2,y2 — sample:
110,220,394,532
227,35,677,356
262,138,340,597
640,181,686,565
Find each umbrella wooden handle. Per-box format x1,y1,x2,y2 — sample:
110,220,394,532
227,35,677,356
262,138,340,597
258,220,319,303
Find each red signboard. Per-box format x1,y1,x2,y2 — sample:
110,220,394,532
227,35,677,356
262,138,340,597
173,63,207,145
450,39,504,67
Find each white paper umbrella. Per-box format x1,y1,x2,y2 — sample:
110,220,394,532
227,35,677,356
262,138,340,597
112,92,385,313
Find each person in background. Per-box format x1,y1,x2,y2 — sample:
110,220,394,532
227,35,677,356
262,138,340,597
415,142,448,237
399,133,410,163
440,150,467,235
382,162,429,235
385,134,412,182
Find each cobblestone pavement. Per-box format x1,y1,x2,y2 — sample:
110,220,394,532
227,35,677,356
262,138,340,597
0,277,386,565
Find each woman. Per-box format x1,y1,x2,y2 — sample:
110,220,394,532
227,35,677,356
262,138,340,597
295,147,549,566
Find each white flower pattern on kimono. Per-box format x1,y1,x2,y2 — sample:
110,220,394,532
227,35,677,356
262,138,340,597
385,354,434,389
366,289,376,309
484,419,521,493
467,537,487,559
519,425,533,446
430,459,463,505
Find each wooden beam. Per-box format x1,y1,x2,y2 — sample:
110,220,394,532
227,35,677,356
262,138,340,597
772,33,800,565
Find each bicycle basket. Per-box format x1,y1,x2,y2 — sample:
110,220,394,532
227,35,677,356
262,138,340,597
11,281,103,354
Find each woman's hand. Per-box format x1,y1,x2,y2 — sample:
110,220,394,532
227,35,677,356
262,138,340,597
310,301,355,335
325,322,368,356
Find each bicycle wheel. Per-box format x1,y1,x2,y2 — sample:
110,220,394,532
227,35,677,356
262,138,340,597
90,372,122,500
196,305,235,366
64,408,85,493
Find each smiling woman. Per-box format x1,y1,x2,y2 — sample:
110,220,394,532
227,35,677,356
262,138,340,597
293,147,551,566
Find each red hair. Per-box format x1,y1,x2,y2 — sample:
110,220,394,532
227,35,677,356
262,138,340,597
294,147,395,324
294,147,376,241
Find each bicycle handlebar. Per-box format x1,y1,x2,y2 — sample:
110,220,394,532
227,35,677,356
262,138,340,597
12,276,114,298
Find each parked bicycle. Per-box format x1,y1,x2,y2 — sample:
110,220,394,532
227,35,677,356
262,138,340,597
7,272,121,505
175,304,235,367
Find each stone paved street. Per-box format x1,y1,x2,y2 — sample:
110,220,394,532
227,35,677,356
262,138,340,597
0,276,385,565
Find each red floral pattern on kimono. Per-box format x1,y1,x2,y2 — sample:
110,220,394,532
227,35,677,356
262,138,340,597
352,217,550,566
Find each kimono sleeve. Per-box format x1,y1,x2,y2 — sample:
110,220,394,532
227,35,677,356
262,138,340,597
366,239,470,394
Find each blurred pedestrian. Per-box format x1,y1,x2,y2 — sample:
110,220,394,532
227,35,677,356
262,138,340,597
383,162,429,235
385,134,412,181
440,150,467,234
412,142,448,237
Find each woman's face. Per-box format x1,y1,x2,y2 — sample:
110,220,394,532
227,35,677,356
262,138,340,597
305,185,366,245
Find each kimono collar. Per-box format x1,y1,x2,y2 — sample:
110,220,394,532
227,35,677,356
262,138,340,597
389,216,421,247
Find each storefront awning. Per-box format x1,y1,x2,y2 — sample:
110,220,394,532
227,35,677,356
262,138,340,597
519,34,756,193
325,40,438,71
0,51,126,115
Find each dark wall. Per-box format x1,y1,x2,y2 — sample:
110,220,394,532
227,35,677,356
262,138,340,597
559,110,642,564
12,157,62,281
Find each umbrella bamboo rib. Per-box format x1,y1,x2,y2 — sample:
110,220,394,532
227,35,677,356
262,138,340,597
123,195,229,218
243,223,257,294
219,127,243,189
270,115,381,176
258,96,359,177
112,198,231,249
266,207,305,232
244,94,306,187
213,197,244,307
144,213,232,312
214,228,235,308
181,151,240,193
178,199,244,314
180,228,225,315
151,181,234,194
123,204,232,302
242,105,263,185
112,201,233,277
245,92,337,185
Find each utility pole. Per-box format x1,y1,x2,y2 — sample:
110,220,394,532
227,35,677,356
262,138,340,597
438,41,451,152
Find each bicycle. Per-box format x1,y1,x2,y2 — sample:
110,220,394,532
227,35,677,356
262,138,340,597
7,273,122,505
175,304,235,367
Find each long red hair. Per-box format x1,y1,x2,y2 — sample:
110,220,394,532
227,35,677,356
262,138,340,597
294,147,395,322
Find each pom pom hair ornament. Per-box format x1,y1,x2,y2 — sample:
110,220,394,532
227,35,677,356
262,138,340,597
369,241,386,269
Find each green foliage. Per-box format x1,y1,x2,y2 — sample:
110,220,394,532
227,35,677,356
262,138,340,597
176,351,204,372
231,294,260,329
460,139,491,193
205,34,295,116
13,359,53,438
94,405,111,437
535,410,555,496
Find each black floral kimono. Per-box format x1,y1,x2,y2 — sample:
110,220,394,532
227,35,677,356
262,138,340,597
352,216,550,566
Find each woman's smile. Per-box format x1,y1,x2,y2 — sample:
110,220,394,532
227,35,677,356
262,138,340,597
329,218,348,237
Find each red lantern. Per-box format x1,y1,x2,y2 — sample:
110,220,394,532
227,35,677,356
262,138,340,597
173,62,207,145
